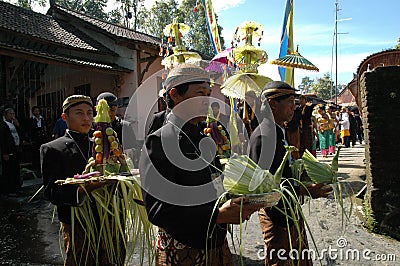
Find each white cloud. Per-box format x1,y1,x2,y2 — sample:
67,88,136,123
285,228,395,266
31,1,49,14
258,63,281,82
295,24,334,47
142,0,158,9
211,0,246,12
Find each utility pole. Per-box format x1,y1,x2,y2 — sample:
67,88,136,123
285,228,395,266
335,0,338,105
334,0,351,105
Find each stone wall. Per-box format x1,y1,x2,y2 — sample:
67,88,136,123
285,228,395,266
360,66,400,239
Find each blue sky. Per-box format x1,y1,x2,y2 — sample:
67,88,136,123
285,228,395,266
212,0,399,87
29,0,399,88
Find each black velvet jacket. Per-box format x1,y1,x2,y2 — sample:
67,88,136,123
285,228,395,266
41,130,92,224
145,108,171,137
140,113,226,249
248,118,300,227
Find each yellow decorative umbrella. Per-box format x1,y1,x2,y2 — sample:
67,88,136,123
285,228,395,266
270,46,319,71
161,51,202,68
221,73,272,100
163,21,191,37
222,21,271,145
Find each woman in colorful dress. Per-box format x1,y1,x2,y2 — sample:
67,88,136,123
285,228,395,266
325,105,337,155
316,105,331,158
339,107,351,148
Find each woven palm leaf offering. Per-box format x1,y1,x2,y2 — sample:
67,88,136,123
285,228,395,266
209,146,307,265
294,146,352,228
55,99,153,265
222,154,282,207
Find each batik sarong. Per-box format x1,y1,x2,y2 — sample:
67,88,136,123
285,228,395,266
155,227,233,266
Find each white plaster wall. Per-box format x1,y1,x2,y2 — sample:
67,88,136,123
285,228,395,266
125,70,162,141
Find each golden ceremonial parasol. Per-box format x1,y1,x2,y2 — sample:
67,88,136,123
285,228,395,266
236,21,265,41
162,19,191,51
161,51,202,68
270,45,319,71
221,73,272,100
233,44,268,69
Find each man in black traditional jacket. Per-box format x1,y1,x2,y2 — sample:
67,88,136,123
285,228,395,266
140,63,262,265
248,81,331,266
28,106,48,173
145,105,171,138
41,95,116,265
0,108,23,195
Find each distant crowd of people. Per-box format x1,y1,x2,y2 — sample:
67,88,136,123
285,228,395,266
281,96,364,160
0,93,139,197
314,104,363,157
0,106,51,195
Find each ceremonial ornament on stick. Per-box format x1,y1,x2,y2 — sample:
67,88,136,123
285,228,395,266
161,18,202,69
218,21,272,148
220,21,272,100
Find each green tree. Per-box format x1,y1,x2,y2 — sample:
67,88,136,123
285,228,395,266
7,0,46,9
311,73,338,100
395,37,400,49
57,0,80,9
177,0,225,56
107,8,124,25
115,0,146,30
83,0,107,20
298,76,314,94
139,0,179,38
137,0,225,56
57,0,107,20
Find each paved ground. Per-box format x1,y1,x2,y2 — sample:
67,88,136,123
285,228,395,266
227,143,400,266
0,143,399,265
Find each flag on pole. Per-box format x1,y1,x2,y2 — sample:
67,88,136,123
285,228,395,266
202,0,222,54
229,97,241,147
278,0,294,87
